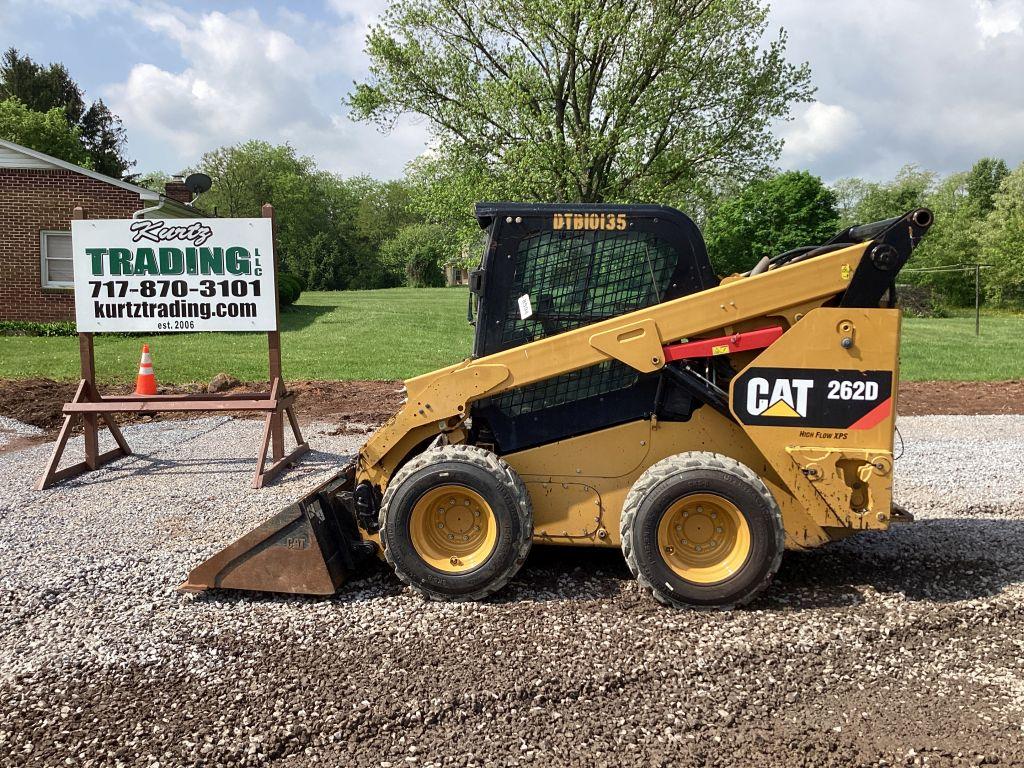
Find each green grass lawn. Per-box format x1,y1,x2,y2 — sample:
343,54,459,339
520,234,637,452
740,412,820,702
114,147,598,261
900,313,1024,380
0,289,474,385
0,289,1020,383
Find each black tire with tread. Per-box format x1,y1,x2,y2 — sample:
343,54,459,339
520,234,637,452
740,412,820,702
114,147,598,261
379,444,533,601
620,451,784,609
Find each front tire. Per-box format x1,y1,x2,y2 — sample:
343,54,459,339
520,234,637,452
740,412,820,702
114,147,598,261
620,452,784,609
379,445,533,601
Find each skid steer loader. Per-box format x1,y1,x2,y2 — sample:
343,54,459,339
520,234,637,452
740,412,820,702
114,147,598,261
182,204,933,608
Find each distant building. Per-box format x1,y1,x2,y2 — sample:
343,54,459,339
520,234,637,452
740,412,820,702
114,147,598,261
0,138,200,322
444,262,469,286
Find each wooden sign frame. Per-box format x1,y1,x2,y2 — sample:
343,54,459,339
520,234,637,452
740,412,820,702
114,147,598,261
37,203,309,491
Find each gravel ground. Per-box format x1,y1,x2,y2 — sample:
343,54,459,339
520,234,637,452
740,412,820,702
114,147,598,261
2,415,1024,767
0,415,43,449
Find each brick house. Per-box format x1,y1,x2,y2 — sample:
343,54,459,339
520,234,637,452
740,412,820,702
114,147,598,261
0,138,199,322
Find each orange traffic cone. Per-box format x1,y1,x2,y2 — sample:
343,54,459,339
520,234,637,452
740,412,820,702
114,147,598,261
135,343,158,396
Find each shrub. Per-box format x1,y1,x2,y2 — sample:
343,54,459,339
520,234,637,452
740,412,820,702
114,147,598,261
379,223,453,288
894,284,947,318
0,320,77,336
277,272,303,306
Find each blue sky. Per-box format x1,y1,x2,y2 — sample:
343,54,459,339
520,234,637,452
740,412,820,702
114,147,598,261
2,0,1023,182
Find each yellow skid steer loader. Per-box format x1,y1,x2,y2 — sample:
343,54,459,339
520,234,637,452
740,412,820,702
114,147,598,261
182,204,933,608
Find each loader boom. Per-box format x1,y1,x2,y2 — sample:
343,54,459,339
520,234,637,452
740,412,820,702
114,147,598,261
360,238,871,479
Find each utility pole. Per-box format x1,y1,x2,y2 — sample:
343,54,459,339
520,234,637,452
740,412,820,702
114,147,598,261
975,264,981,336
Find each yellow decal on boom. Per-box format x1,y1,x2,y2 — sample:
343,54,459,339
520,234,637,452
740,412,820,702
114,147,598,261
841,263,852,280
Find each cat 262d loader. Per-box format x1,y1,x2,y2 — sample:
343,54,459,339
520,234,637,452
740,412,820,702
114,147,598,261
182,204,933,608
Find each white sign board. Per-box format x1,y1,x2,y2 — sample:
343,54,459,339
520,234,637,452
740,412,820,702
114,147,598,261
71,218,277,332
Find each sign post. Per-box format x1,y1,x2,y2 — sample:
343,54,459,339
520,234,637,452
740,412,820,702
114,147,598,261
37,204,309,490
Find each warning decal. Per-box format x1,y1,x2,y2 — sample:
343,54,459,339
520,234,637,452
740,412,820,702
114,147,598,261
732,367,893,429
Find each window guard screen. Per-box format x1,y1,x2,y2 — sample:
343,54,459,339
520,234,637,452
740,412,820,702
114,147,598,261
499,229,678,348
483,228,680,421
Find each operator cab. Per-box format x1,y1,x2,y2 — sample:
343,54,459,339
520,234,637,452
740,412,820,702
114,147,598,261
468,203,718,454
469,203,717,357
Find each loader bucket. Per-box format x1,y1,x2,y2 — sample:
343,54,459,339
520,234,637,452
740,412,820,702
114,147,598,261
180,463,373,596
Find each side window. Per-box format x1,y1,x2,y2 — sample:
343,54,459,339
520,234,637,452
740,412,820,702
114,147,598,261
480,227,681,427
499,229,678,348
41,231,74,288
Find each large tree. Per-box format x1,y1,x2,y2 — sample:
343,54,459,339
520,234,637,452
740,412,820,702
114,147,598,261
980,162,1024,307
831,159,1013,308
0,98,90,166
703,170,839,275
0,48,132,176
908,158,1010,305
191,141,357,289
833,165,935,229
351,0,812,217
189,141,431,290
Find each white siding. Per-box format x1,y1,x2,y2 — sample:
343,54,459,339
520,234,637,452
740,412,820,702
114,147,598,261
0,145,59,170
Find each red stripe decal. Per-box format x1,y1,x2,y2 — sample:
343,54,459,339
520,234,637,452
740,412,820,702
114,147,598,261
848,397,892,430
663,326,784,362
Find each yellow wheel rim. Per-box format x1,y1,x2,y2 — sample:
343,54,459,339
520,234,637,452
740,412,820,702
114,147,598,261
409,485,498,574
656,493,751,585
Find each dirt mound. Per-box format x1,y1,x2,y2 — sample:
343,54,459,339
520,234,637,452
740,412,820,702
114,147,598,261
0,378,405,434
899,379,1024,416
286,380,404,425
0,379,83,430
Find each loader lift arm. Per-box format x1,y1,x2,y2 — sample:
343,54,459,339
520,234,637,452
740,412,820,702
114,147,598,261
359,207,931,484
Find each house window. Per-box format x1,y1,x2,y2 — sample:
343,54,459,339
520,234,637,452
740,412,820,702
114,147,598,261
40,231,74,288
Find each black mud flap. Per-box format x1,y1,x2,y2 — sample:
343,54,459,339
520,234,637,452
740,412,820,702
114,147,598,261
180,462,376,596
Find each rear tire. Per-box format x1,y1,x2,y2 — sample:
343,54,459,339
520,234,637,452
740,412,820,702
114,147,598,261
379,445,533,601
620,452,784,609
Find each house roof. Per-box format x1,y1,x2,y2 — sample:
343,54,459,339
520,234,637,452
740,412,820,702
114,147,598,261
0,137,199,217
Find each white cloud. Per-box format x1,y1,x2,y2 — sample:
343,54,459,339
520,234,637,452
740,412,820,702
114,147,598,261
102,3,427,176
779,102,861,167
769,0,1024,181
976,0,1023,39
14,0,1024,183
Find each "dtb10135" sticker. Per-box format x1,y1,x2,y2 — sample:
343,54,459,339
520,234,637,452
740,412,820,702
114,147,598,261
732,367,893,430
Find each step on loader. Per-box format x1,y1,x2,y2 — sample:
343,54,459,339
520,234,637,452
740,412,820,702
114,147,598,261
182,205,933,608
